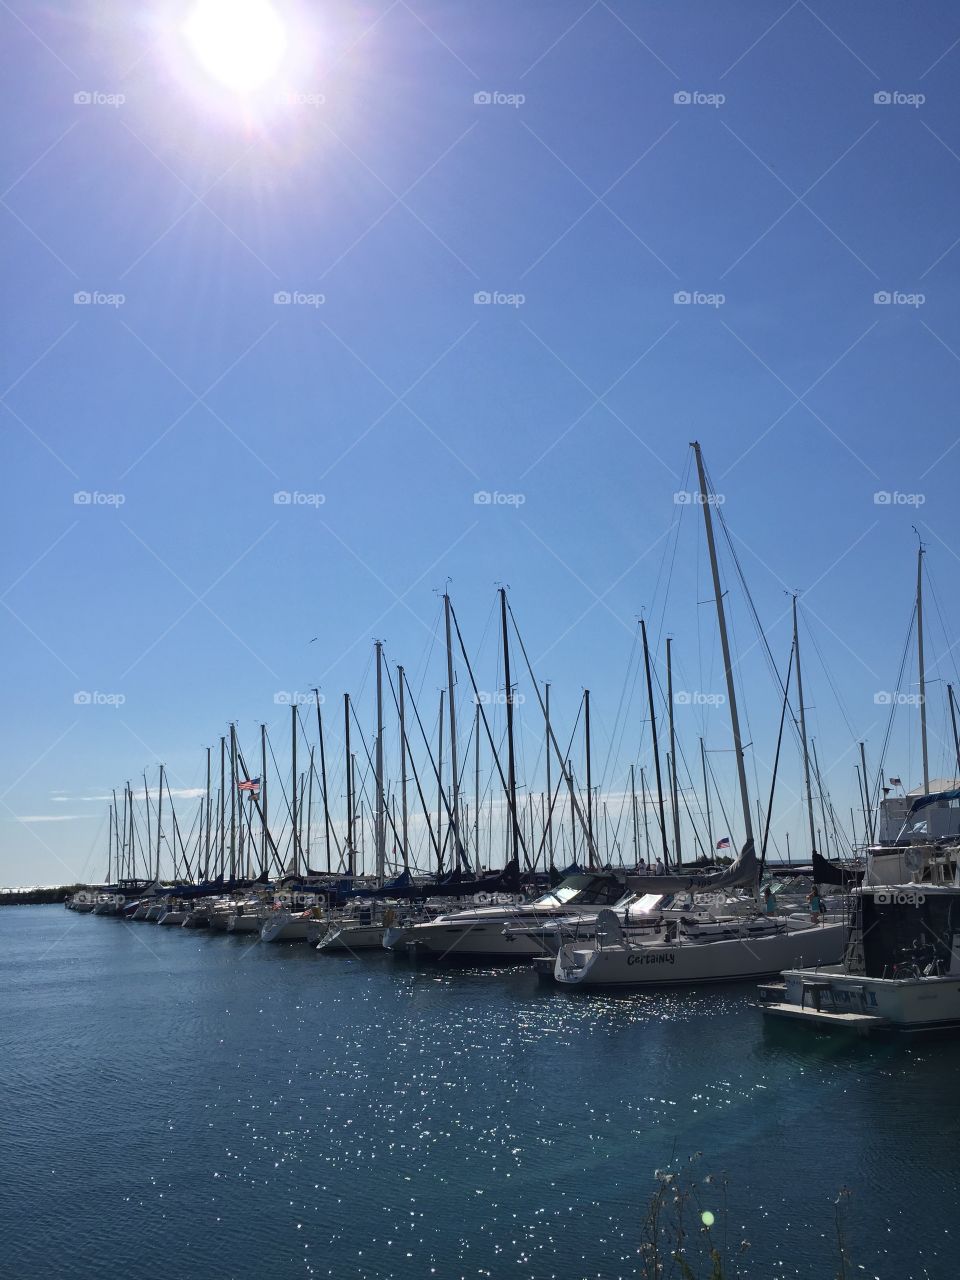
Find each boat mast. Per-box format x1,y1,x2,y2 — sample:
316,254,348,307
437,689,444,873
640,765,651,862
291,704,300,877
107,800,113,884
344,693,354,876
858,741,874,844
500,587,521,867
397,668,409,874
630,762,639,865
584,688,595,868
219,736,226,880
545,684,554,868
314,692,332,875
229,724,237,882
204,748,211,881
375,640,386,884
917,539,930,794
443,593,464,870
666,637,682,866
474,701,481,872
792,594,818,857
640,617,669,865
692,441,754,849
156,764,164,883
260,725,268,877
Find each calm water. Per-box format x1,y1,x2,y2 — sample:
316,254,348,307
3,907,958,1279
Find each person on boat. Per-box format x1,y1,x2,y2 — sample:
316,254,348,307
636,859,647,875
763,885,778,915
655,858,665,875
807,887,823,922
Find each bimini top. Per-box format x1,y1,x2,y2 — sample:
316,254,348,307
907,786,960,813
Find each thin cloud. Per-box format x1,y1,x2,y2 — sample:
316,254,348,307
14,814,93,823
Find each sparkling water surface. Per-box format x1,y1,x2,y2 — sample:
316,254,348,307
3,907,958,1278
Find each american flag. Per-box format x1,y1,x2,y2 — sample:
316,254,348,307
238,777,260,795
889,777,902,787
716,836,730,850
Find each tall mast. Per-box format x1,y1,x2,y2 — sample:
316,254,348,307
397,668,409,874
630,762,639,865
666,637,682,866
260,725,268,877
811,738,831,856
640,618,669,864
584,688,595,868
792,594,818,857
156,764,164,883
107,801,114,884
699,738,714,855
474,701,481,872
692,441,754,847
291,704,300,877
219,736,226,879
500,588,521,866
917,541,930,794
229,724,237,881
858,741,874,844
375,640,386,883
443,593,463,869
306,748,315,871
545,683,554,868
344,693,354,876
436,689,444,873
314,693,332,875
204,748,211,881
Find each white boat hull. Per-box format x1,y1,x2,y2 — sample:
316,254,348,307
260,914,311,943
773,967,960,1030
318,923,386,951
556,921,846,986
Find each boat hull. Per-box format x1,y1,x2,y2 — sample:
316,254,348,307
556,921,846,986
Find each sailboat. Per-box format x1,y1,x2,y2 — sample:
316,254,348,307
553,443,847,988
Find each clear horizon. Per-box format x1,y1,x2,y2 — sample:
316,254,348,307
5,1,960,886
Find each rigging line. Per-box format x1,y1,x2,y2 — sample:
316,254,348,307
383,663,441,859
599,620,640,792
924,558,960,690
650,450,692,652
413,598,444,704
705,748,736,852
800,610,859,743
873,601,917,806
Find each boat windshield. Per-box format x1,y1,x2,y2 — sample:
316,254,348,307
533,875,622,907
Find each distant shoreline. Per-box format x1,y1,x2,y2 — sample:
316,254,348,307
0,886,78,906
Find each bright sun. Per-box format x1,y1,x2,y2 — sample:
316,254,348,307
182,0,288,93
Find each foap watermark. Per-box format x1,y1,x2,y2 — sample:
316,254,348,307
74,291,125,308
274,490,325,506
874,290,925,307
475,689,526,706
274,691,325,706
474,290,525,307
874,90,925,108
674,290,725,308
673,491,725,506
74,691,126,707
473,90,525,108
674,690,725,707
274,290,325,307
74,491,125,506
281,90,325,107
874,691,923,706
472,892,525,905
74,90,125,108
874,490,925,506
275,891,327,907
474,490,525,506
674,90,725,108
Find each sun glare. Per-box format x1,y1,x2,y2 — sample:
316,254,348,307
182,0,288,93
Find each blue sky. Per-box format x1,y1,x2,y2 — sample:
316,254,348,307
4,0,960,885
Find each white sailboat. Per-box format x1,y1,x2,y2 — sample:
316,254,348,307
552,442,848,989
